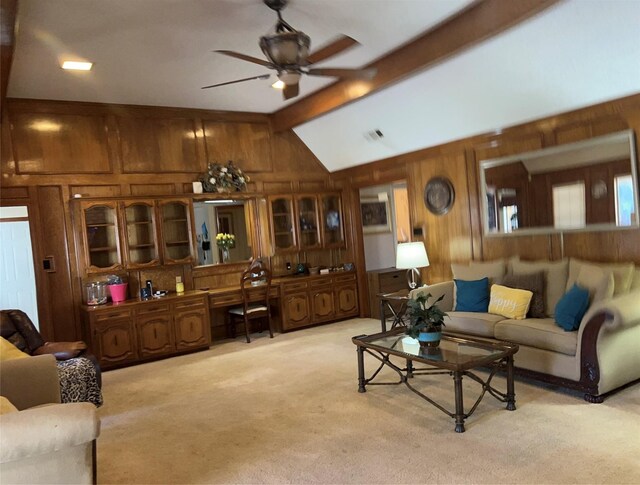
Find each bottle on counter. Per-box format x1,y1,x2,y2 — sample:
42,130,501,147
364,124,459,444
146,279,153,295
176,276,184,294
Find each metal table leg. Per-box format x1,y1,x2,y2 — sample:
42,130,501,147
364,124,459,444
357,345,367,393
453,371,465,433
506,355,516,410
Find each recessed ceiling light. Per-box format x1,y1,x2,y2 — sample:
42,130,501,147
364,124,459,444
61,61,93,71
271,80,285,89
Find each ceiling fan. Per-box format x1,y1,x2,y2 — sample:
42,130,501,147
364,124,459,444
202,0,377,100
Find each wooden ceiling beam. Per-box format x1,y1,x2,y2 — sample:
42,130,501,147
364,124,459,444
1,0,18,119
270,0,560,132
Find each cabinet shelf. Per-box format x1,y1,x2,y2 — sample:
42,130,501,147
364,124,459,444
272,212,291,217
164,218,188,223
89,246,117,253
87,223,114,228
166,240,189,246
127,221,153,226
129,243,155,249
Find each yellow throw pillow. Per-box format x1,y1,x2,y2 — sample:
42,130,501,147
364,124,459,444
489,284,533,320
0,337,30,361
0,396,18,414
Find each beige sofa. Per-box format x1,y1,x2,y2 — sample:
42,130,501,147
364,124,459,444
0,355,100,484
411,259,640,402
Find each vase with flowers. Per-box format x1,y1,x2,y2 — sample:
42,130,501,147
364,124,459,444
200,161,249,193
216,233,235,263
405,293,448,348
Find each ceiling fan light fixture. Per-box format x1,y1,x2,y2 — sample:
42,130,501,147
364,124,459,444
260,31,310,66
277,71,301,85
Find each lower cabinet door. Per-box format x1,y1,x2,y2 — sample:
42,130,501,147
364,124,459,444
174,306,210,350
311,288,335,322
93,319,138,366
282,293,311,330
335,284,358,317
137,314,175,357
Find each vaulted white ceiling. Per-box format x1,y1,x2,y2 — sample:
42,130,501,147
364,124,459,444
8,0,640,172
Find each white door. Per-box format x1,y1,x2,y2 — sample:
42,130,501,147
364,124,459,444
0,206,39,329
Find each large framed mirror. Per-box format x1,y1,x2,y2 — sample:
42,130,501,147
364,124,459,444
192,198,255,266
479,130,639,236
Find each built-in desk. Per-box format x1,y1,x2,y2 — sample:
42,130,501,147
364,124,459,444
205,271,359,335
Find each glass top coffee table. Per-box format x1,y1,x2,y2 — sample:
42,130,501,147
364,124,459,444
352,328,519,432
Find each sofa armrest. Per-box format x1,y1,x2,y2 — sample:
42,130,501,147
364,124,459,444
0,355,61,410
0,402,99,464
409,281,454,312
579,289,640,335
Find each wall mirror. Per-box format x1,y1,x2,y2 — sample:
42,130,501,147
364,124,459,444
479,130,638,236
193,199,254,266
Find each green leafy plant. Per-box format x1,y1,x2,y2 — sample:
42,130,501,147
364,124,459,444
405,293,447,339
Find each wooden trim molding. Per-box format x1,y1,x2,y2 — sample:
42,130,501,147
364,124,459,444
0,0,17,118
270,0,561,132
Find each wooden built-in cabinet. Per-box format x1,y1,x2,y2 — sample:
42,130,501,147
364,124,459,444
280,272,358,331
121,200,160,268
80,201,123,273
268,192,345,254
76,197,194,274
319,193,345,249
158,199,194,265
82,291,210,369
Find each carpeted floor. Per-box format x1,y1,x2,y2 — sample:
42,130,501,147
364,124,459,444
98,318,640,484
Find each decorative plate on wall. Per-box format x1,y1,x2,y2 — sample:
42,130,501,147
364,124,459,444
424,177,455,215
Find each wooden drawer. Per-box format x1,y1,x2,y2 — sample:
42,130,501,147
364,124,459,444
310,278,333,289
209,293,241,307
282,281,308,293
378,271,405,291
174,298,206,310
335,273,356,284
94,309,132,322
136,302,170,315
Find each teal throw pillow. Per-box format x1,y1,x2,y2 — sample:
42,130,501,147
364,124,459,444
555,284,590,331
454,278,489,312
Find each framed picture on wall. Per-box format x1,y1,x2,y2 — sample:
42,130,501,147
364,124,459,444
360,197,392,234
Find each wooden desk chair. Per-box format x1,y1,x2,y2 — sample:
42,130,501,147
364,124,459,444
228,260,274,343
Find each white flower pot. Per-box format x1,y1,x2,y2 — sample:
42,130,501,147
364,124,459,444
401,336,420,354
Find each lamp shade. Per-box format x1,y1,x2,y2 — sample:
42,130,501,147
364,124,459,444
396,242,429,269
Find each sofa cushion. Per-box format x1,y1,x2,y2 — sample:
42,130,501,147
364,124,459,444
454,278,489,312
501,272,545,318
489,284,533,320
632,268,640,291
555,284,590,331
509,258,568,317
566,258,634,296
494,318,578,356
574,265,614,304
0,338,29,361
452,260,505,308
445,311,505,338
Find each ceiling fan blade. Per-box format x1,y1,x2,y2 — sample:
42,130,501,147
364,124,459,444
214,50,275,68
306,35,359,65
201,74,270,90
282,82,299,100
306,67,377,79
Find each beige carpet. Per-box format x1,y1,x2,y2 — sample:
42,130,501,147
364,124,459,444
98,318,640,484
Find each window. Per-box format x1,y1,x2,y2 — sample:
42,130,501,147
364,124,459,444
615,174,634,226
553,182,585,229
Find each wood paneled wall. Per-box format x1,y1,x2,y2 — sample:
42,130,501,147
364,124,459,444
0,98,333,341
334,93,640,291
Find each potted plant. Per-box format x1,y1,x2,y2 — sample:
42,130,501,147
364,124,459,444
405,293,448,348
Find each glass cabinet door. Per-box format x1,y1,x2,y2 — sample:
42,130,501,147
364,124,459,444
122,201,159,268
295,195,321,250
159,200,194,264
269,196,297,252
83,202,122,272
320,194,345,248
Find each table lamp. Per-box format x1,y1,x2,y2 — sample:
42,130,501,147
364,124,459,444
396,241,429,289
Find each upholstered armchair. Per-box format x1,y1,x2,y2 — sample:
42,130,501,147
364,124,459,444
0,355,100,484
0,309,101,388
